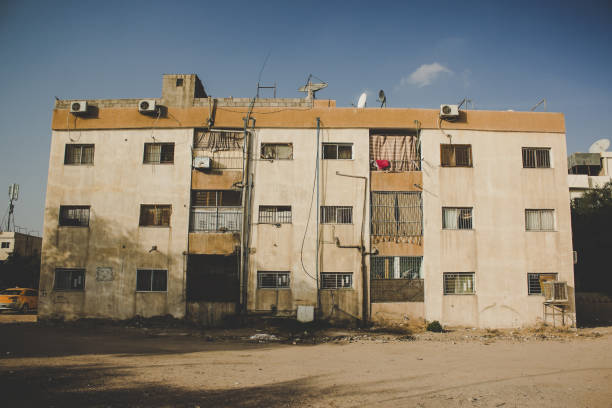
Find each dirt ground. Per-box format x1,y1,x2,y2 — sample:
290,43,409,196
1,314,611,408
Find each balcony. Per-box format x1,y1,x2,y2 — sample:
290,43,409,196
190,207,242,232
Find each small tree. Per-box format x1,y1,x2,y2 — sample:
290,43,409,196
0,254,41,289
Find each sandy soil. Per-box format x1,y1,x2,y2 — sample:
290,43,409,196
0,317,611,407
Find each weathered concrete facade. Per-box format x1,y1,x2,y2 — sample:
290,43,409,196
39,73,575,327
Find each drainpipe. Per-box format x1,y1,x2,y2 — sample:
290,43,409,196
334,171,370,324
315,118,321,314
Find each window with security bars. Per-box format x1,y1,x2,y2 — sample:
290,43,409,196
441,144,472,167
54,268,85,290
192,190,241,207
442,207,473,230
525,209,554,231
323,143,352,160
139,205,171,227
191,191,242,232
321,273,353,289
259,206,292,224
522,147,550,168
257,271,290,289
143,143,174,164
371,192,422,237
136,269,167,291
59,206,90,227
444,273,475,295
528,273,557,295
261,143,293,160
371,256,422,279
320,206,352,224
64,144,94,165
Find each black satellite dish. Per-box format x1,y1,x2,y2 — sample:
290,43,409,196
377,90,387,108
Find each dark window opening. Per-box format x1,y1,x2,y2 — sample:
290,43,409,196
441,144,472,167
139,205,171,227
258,271,290,289
323,143,352,160
144,143,174,164
1,242,9,248
187,254,239,301
522,147,551,168
176,78,184,87
65,144,94,165
136,269,167,292
54,268,85,291
59,205,90,227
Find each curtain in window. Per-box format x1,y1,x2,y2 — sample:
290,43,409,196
81,146,94,164
443,208,459,229
147,144,161,163
370,135,418,171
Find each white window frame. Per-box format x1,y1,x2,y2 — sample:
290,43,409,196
321,272,353,289
443,272,475,295
442,207,473,230
320,206,353,224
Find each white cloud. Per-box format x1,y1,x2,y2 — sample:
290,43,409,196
400,63,453,88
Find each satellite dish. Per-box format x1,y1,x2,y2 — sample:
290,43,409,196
357,92,367,108
588,138,610,153
377,90,387,108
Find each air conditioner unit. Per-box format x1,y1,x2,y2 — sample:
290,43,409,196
138,99,158,114
70,101,88,114
193,156,211,169
440,104,459,119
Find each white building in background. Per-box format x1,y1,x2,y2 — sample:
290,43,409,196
568,150,612,199
0,231,42,261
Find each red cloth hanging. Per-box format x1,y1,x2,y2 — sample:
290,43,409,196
375,159,390,169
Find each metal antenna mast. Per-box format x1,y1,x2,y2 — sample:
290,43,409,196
7,183,19,232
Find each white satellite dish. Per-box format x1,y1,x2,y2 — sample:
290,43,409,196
357,92,367,108
588,138,610,153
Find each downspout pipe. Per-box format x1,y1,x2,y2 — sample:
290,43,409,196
315,118,321,314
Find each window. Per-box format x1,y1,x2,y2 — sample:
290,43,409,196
522,147,550,168
371,256,422,279
64,144,94,165
259,206,292,224
320,206,352,224
176,78,184,87
444,273,475,295
528,273,558,295
191,190,242,232
442,207,473,230
323,143,352,160
143,143,174,164
136,269,167,292
261,143,293,160
257,271,290,289
1,242,9,248
54,268,85,291
139,205,171,227
59,205,90,227
441,144,472,167
525,209,554,231
321,273,353,289
371,192,422,237
370,133,420,171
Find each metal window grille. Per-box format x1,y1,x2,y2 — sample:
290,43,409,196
443,272,475,295
192,190,242,207
321,273,353,289
261,143,293,160
193,130,244,169
441,144,472,167
442,207,473,230
64,144,94,165
190,208,242,232
525,209,554,231
522,147,550,168
371,256,422,279
322,143,352,160
144,143,174,164
257,271,290,289
320,206,352,224
136,269,168,292
139,205,171,227
528,273,558,295
54,268,85,290
371,192,422,237
259,206,292,224
59,206,90,227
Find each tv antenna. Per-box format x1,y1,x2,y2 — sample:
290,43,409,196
530,98,547,112
256,82,277,98
298,74,328,99
6,183,19,232
377,90,387,108
588,138,610,154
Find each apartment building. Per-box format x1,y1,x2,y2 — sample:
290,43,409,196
39,74,575,328
568,150,612,199
0,231,42,261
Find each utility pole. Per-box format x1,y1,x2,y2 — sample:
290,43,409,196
7,183,19,232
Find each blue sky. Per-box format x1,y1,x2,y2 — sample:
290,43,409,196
1,0,611,232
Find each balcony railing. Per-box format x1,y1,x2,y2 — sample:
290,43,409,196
190,207,242,232
370,159,421,172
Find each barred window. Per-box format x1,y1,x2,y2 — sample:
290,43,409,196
261,143,293,160
136,269,167,292
143,143,174,164
259,206,292,224
444,273,475,295
192,190,241,207
139,205,171,227
442,207,473,230
59,205,90,227
528,273,557,295
54,268,85,290
441,144,472,167
1,242,10,248
190,191,242,232
525,209,554,231
323,143,352,160
371,191,422,237
321,206,352,224
321,273,353,289
257,271,290,289
64,144,94,165
371,256,422,279
522,147,550,168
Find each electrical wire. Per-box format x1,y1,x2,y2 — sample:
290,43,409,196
299,131,319,282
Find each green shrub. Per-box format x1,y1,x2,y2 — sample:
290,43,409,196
426,320,443,333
